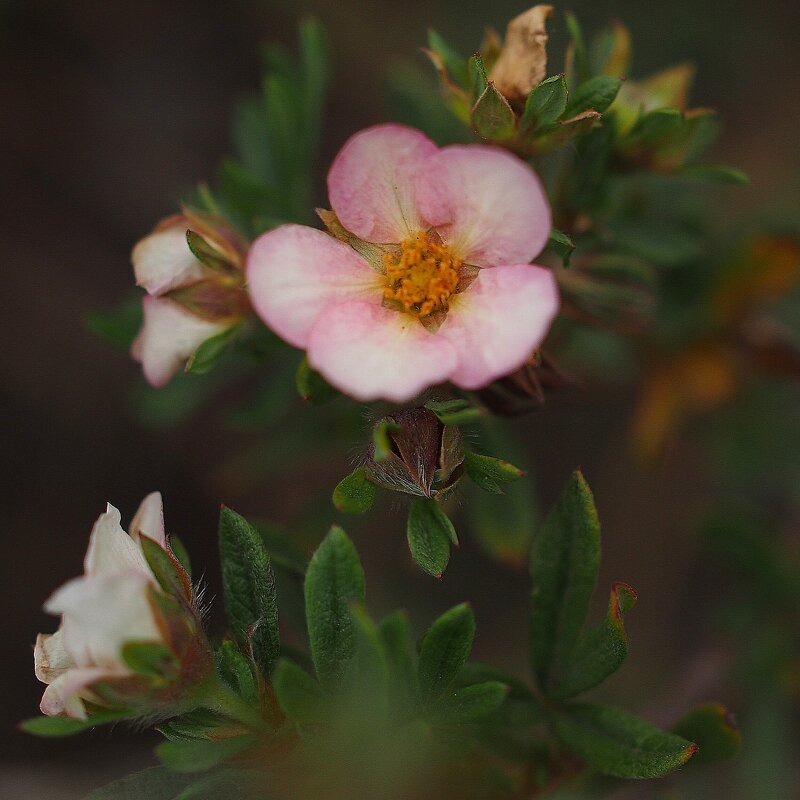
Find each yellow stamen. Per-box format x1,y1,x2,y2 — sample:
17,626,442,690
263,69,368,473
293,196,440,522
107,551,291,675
382,231,461,317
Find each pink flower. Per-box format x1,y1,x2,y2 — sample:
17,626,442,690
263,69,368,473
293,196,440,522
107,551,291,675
131,211,250,387
34,494,209,719
246,124,559,402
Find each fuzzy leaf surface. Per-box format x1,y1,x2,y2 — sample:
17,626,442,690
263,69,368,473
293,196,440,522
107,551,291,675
418,603,475,702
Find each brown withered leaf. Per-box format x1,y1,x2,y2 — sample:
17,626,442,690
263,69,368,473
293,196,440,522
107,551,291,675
489,5,553,106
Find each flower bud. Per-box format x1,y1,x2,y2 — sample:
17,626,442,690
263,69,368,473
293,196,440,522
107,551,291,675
131,209,251,387
365,408,464,498
34,494,213,721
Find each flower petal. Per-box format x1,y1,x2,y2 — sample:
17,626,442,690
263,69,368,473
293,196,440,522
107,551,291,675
46,571,163,668
40,666,121,719
129,492,166,548
82,503,153,578
131,295,228,388
328,124,438,243
246,224,384,348
438,264,559,389
415,145,552,267
35,629,74,684
133,224,209,296
307,301,458,402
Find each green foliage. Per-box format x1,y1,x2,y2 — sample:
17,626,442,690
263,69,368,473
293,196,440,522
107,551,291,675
273,658,328,724
672,703,741,765
296,356,340,403
547,229,577,266
435,681,508,722
529,471,600,692
552,582,637,699
418,603,475,703
565,75,622,117
140,535,192,602
332,466,376,514
407,498,456,577
186,325,242,376
553,703,697,778
521,75,569,135
217,640,259,706
425,398,485,426
21,708,135,737
218,507,280,677
121,641,178,680
463,451,525,494
472,82,516,141
304,525,366,688
156,735,257,773
83,767,193,799
372,418,402,462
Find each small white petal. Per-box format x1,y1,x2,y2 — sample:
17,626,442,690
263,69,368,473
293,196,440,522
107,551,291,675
34,629,74,684
40,666,120,720
82,503,153,579
133,225,209,296
129,492,166,548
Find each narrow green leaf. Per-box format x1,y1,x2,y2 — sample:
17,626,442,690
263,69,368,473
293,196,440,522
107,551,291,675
418,603,475,702
566,75,621,116
83,767,193,799
679,163,750,185
565,12,589,85
468,52,488,102
185,230,231,273
672,703,741,765
217,640,259,705
218,507,280,676
547,229,577,267
427,29,468,87
186,324,241,376
627,108,683,143
521,74,568,134
295,356,340,403
20,708,135,737
304,526,366,688
553,703,697,778
121,641,178,680
372,419,401,462
425,398,485,426
139,535,192,602
379,610,417,703
463,451,525,495
407,498,455,577
332,466,376,514
435,681,508,722
472,81,516,141
273,658,328,724
529,470,600,692
169,535,193,578
156,734,257,773
552,582,638,699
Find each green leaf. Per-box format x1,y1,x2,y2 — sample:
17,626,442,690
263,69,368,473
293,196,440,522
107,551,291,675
372,419,401,462
295,356,340,403
427,29,468,87
121,641,178,680
435,681,508,722
139,535,192,602
472,81,516,141
463,451,525,494
672,703,741,765
83,767,193,799
273,658,328,724
156,735,257,773
217,640,259,705
552,582,637,699
186,324,241,376
553,703,697,778
547,229,577,267
565,12,589,86
467,52,488,102
170,535,193,578
425,398,485,426
679,163,750,184
85,298,143,351
378,610,417,703
418,603,475,702
304,525,366,689
332,467,376,514
218,507,280,677
185,229,231,273
521,74,569,134
407,498,455,577
566,75,621,116
529,470,600,692
21,708,135,737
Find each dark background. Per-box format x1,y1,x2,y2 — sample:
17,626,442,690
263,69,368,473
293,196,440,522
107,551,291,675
2,0,798,796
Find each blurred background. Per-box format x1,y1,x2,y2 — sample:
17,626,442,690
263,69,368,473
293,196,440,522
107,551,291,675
1,0,798,797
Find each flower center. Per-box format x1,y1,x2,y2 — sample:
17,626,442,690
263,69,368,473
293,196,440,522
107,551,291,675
383,231,461,317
